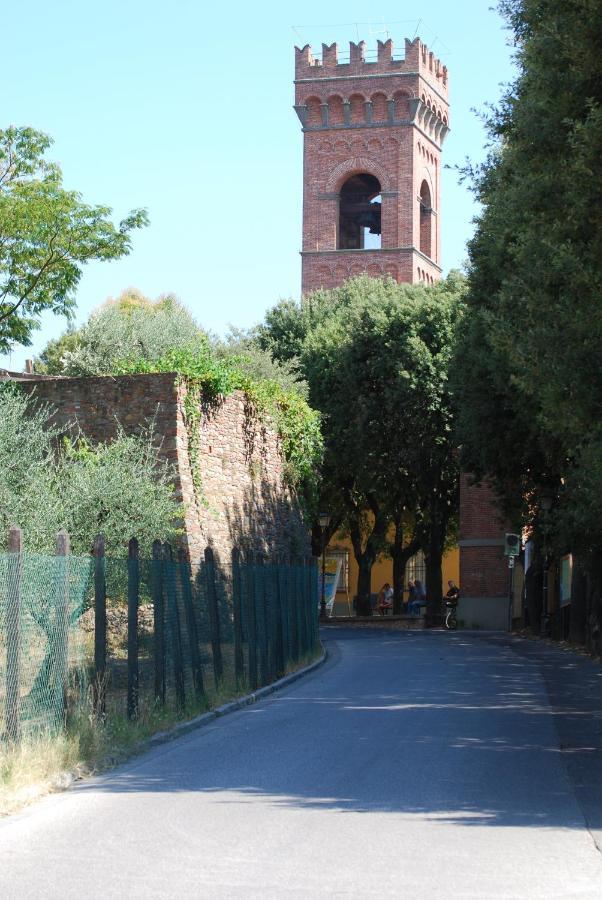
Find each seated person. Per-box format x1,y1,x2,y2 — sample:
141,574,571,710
377,582,394,615
408,579,427,616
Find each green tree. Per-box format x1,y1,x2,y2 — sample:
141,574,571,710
39,288,205,376
259,274,464,615
0,127,148,352
455,0,602,648
0,385,180,554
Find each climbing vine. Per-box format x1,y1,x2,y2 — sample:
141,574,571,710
114,343,323,518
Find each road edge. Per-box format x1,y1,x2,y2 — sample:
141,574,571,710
144,645,328,748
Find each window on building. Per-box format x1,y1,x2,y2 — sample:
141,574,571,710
327,548,349,592
406,551,425,588
338,173,382,250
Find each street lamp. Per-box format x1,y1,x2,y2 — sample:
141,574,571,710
318,512,331,621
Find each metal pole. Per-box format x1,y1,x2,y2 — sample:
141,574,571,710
541,554,549,635
320,541,327,621
507,556,515,633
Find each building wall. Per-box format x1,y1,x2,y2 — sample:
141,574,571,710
328,531,459,616
17,373,309,563
295,37,449,295
459,473,511,629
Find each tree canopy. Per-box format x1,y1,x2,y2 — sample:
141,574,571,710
0,126,148,352
258,273,465,611
455,0,602,646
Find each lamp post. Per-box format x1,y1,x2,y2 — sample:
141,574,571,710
539,488,554,635
318,512,331,621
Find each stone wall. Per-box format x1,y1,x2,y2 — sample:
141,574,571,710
15,373,310,563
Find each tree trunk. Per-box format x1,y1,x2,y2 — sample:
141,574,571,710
424,531,444,627
585,554,602,657
391,520,421,615
524,552,543,632
348,504,388,617
356,554,374,615
569,554,588,645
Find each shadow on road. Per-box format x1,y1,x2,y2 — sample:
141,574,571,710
78,629,602,838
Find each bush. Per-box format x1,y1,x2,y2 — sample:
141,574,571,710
0,385,180,554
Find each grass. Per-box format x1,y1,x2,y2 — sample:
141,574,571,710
0,648,323,817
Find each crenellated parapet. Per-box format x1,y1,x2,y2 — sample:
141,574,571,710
295,37,448,97
294,36,449,146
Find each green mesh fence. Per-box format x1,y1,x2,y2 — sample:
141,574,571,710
0,547,319,744
0,552,93,740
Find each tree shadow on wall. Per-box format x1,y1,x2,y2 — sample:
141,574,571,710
223,473,310,561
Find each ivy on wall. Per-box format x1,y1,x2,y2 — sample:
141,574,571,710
114,345,323,518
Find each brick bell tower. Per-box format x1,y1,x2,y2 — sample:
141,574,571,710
294,37,449,295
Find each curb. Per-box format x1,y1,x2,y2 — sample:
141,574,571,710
7,648,328,813
144,646,328,749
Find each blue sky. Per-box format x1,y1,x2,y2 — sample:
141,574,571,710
1,1,515,370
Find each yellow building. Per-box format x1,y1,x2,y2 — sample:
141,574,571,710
325,535,460,616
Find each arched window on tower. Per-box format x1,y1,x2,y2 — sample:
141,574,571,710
419,180,432,259
338,173,382,250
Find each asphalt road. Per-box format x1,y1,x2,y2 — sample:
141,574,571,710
1,629,602,899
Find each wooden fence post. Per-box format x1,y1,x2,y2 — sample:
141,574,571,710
178,547,205,703
244,552,258,691
204,547,223,688
272,555,285,677
55,530,70,724
255,554,269,686
127,538,140,720
231,548,245,688
5,526,22,744
295,557,306,658
151,539,165,705
278,556,291,668
163,543,185,710
93,534,106,717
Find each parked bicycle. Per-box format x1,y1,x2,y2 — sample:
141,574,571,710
444,597,458,630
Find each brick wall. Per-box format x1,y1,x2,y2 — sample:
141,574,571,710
459,473,509,600
17,373,309,563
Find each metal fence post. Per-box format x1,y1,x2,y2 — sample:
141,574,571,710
6,526,22,744
290,556,300,662
93,533,106,717
231,548,245,688
256,554,269,686
127,538,140,720
272,556,285,677
55,530,70,725
245,552,258,691
179,547,205,703
151,539,165,705
278,556,291,668
163,543,185,710
204,547,223,689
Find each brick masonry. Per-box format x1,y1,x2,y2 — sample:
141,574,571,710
15,373,309,564
295,37,509,621
295,37,449,294
459,472,509,603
